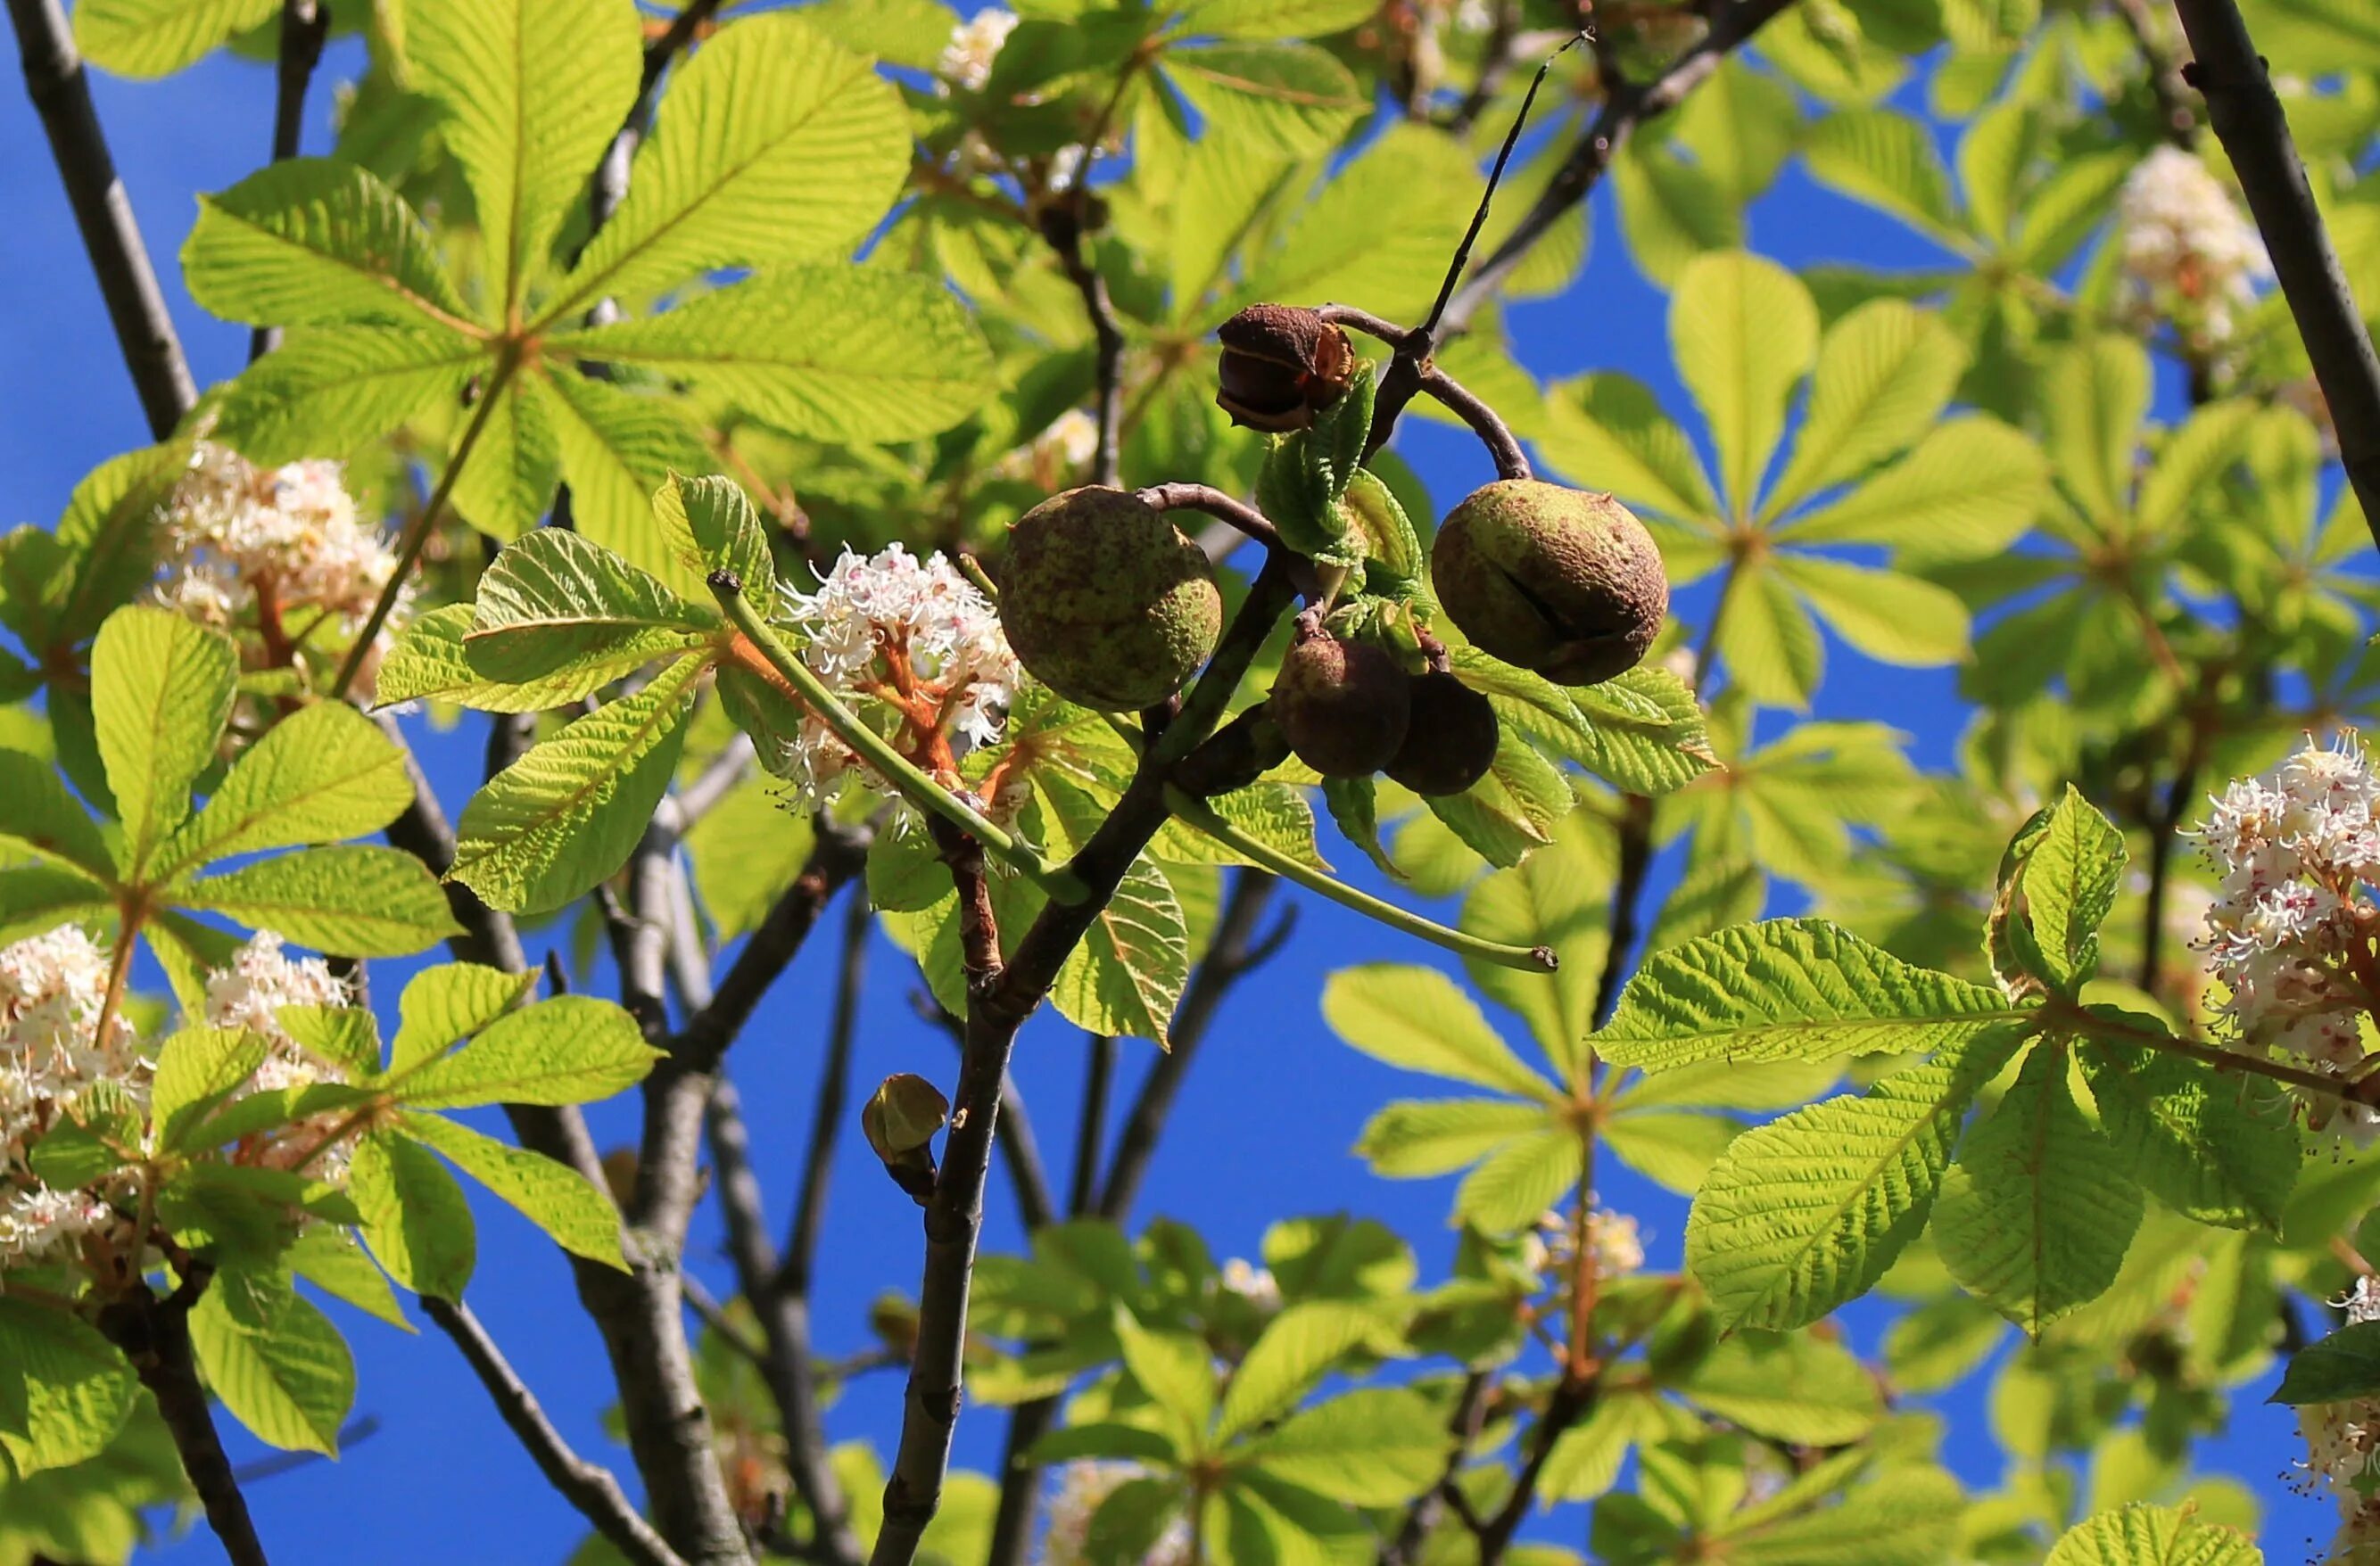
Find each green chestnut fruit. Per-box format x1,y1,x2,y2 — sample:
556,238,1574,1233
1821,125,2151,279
1384,672,1500,796
1431,480,1668,687
1269,624,1411,779
999,486,1223,711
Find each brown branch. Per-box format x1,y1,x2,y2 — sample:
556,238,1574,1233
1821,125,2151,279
1043,202,1124,488
1136,482,1293,556
1418,364,1531,481
913,993,1061,1231
8,0,195,439
1591,794,1657,1027
781,886,872,1298
250,0,328,362
421,1298,690,1566
1382,1372,1492,1566
2172,0,2380,548
1069,1033,1115,1217
96,1272,268,1566
2111,0,2196,147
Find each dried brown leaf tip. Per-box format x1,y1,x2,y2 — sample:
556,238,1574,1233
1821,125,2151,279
1215,303,1357,433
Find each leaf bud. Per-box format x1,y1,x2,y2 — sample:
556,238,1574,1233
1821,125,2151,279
862,1073,949,1205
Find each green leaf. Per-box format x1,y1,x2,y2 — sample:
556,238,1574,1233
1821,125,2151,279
1718,1464,1965,1561
183,158,477,331
399,1111,626,1270
405,0,640,312
1565,667,1723,795
89,606,235,878
1539,372,1721,525
1602,1110,1739,1193
1935,1044,2144,1334
1459,812,1607,1084
2015,785,2125,991
2080,1037,2301,1232
1320,776,1401,881
174,845,461,955
275,1005,382,1077
1614,142,1741,288
1050,855,1190,1047
557,268,996,445
1176,0,1380,37
1216,1302,1386,1442
211,327,482,465
1321,965,1552,1099
390,962,539,1076
1160,42,1366,157
2041,336,2152,527
466,527,713,697
0,1298,135,1479
1425,729,1570,869
286,1225,411,1331
1686,1027,2021,1330
536,366,718,593
150,1026,269,1154
157,702,412,878
2043,1502,2263,1564
28,1122,130,1191
348,1129,477,1298
2136,399,2260,540
0,749,115,880
1675,1332,1881,1444
1781,414,2045,562
1671,251,1819,518
1777,556,1971,666
1540,1389,1665,1501
1113,1310,1214,1446
652,474,774,605
1716,567,1824,709
448,367,561,542
1355,1098,1549,1177
393,995,659,1109
1599,919,2023,1070
449,652,705,914
1799,107,1964,243
1456,1126,1584,1233
70,0,275,78
376,604,619,713
1240,124,1473,322
1239,1388,1448,1505
1764,299,1965,517
550,12,910,318
190,1270,354,1455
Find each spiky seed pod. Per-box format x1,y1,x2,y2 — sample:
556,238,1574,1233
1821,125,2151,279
1431,480,1668,687
1384,672,1500,796
998,487,1224,712
1269,626,1412,779
1215,303,1357,433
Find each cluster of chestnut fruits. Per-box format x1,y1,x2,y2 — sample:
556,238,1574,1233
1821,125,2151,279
996,306,1669,798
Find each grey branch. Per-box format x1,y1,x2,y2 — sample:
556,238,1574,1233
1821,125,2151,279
251,0,327,361
423,1298,690,1566
2171,0,2380,549
8,0,196,438
96,1271,269,1566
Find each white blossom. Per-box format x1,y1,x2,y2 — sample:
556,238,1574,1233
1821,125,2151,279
1588,1210,1645,1277
202,935,359,1173
154,442,410,696
1219,1257,1281,1314
938,8,1017,92
772,544,1022,812
2116,145,2270,347
0,927,147,1272
1043,1463,1193,1566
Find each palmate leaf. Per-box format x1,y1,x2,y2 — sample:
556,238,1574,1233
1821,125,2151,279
389,962,539,1076
189,1269,355,1456
447,368,562,544
376,605,618,713
1424,728,1571,869
172,845,463,956
2012,785,2125,991
1614,140,1741,289
1354,1099,1551,1178
1781,413,2046,565
392,995,660,1109
1538,372,1722,526
1934,1043,2144,1334
70,0,275,78
1459,810,1610,1082
348,1130,477,1298
210,327,483,465
398,1111,627,1271
547,12,911,320
0,748,117,881
1798,107,1965,245
1671,251,1818,519
1321,965,1553,1100
1763,299,1966,517
1236,124,1473,323
651,474,774,606
1236,1388,1449,1505
1049,855,1190,1047
555,268,998,446
1685,1026,2023,1330
406,0,640,315
465,527,715,696
154,702,414,878
1675,1332,1881,1444
534,367,715,590
89,607,235,879
1213,1303,1383,1442
1456,1125,1584,1232
1598,919,2025,1071
2080,1034,2301,1232
449,651,707,914
1158,41,1368,158
0,1298,136,1479
182,159,481,332
2044,1503,2263,1565
1175,0,1382,40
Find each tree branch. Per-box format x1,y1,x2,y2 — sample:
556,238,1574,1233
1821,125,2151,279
1069,1033,1115,1217
1381,1372,1492,1566
1591,794,1657,1027
675,820,873,1074
1043,202,1124,488
421,1297,690,1566
250,0,328,361
2172,0,2380,548
7,0,195,439
96,1273,269,1566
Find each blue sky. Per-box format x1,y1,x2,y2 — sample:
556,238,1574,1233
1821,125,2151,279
0,12,2337,1562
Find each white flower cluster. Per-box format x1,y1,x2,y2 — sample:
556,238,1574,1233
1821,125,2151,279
155,442,410,696
0,927,146,1271
1219,1257,1281,1314
2297,1277,2380,1560
0,925,364,1277
2193,734,2380,1100
938,8,1017,92
1043,1463,1193,1566
773,544,1022,810
2116,145,2270,348
1589,1210,1646,1277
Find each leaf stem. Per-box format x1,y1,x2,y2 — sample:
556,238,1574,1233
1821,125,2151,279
330,355,519,701
707,572,1089,904
1161,786,1556,972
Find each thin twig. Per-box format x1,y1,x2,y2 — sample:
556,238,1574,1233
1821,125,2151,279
1043,202,1125,488
422,1298,690,1566
1417,364,1531,481
251,0,328,361
2171,0,2380,550
2112,0,2197,147
1135,482,1293,556
7,0,195,438
96,1272,269,1566
781,885,872,1299
1070,1034,1115,1217
679,1274,767,1369
1591,794,1657,1028
2137,719,2209,997
1447,0,1523,134
915,994,1060,1232
675,820,873,1074
1383,1372,1492,1566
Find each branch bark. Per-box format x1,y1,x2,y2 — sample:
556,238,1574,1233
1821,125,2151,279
2172,0,2380,548
250,0,328,361
421,1297,691,1566
96,1273,268,1566
8,0,195,439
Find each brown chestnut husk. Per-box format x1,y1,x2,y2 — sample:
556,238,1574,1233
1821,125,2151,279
1215,303,1357,433
1384,671,1500,796
1431,480,1668,687
1269,623,1412,779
